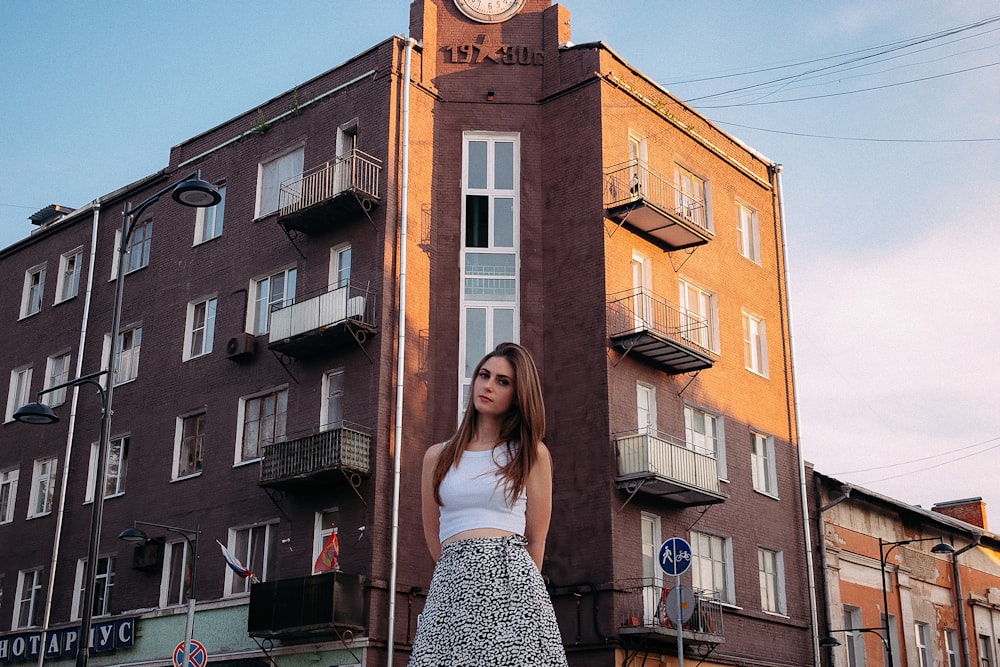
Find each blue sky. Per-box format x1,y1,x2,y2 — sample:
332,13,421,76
3,1,999,522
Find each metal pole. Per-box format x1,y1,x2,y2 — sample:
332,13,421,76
675,573,683,667
878,539,894,667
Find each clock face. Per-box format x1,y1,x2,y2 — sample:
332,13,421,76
453,0,526,24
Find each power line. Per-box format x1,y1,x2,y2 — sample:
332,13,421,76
834,435,1000,476
713,120,1000,143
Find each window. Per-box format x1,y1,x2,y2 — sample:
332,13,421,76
44,352,72,407
28,457,56,518
742,311,768,376
946,629,959,667
124,219,153,273
256,146,304,217
238,388,288,463
162,539,195,606
250,268,297,335
460,133,519,410
980,635,994,667
630,251,651,329
675,165,708,230
751,432,778,497
678,279,717,351
640,512,662,624
321,370,344,431
685,405,726,479
331,245,351,289
758,548,785,614
882,613,901,667
628,131,647,195
6,365,33,423
184,297,217,359
313,508,340,574
73,556,115,619
636,383,656,434
114,326,142,385
690,531,733,604
87,437,128,501
56,248,83,302
915,622,932,667
226,523,277,595
736,203,760,263
0,468,18,524
21,264,46,318
194,184,225,243
844,606,866,667
175,413,206,479
15,568,43,629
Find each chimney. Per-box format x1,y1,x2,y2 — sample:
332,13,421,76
932,497,988,530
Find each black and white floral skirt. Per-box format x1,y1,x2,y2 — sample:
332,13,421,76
408,535,568,666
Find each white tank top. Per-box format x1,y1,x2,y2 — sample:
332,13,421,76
438,444,527,543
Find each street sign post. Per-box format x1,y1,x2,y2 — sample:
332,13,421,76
658,537,693,667
173,640,207,667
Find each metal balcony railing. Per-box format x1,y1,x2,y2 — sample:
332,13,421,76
278,148,382,218
617,579,724,643
260,424,371,487
604,160,707,232
268,281,377,345
616,429,722,497
607,288,712,352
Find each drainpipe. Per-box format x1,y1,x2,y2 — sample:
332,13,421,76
387,35,416,667
953,536,981,667
36,200,101,667
772,164,821,667
817,483,852,667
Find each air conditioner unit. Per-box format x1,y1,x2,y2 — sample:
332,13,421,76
226,333,257,361
132,540,164,571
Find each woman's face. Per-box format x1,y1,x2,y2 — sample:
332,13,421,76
472,355,516,418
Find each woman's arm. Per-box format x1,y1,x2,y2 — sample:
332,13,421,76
421,443,443,562
523,442,554,570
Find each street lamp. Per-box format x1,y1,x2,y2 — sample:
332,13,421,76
820,626,890,653
14,174,220,667
879,537,955,667
118,522,200,667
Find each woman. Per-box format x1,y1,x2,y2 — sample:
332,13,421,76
409,342,567,666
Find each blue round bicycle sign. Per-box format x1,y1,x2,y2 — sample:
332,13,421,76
659,537,692,576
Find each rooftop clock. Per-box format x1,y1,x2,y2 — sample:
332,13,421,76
453,0,526,23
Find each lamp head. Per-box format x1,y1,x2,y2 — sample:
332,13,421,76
12,402,60,425
118,527,150,543
171,178,222,208
819,636,841,648
932,542,955,554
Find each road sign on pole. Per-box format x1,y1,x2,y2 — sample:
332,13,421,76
173,640,207,667
658,537,692,576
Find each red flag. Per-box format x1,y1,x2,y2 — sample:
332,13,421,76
314,530,340,573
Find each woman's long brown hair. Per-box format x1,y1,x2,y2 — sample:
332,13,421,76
432,342,545,505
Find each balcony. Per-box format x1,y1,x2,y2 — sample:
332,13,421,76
615,430,726,506
248,571,366,639
607,288,715,374
277,149,382,234
618,580,725,647
268,282,377,358
604,161,711,250
259,424,372,490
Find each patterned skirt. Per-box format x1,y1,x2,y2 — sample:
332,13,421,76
408,535,568,666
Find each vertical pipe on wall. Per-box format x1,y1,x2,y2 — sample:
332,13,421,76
387,35,417,667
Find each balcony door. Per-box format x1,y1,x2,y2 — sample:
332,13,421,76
637,382,656,436
641,512,663,625
334,123,357,194
631,251,651,330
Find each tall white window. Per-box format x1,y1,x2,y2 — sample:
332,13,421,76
331,245,352,289
313,508,340,574
628,131,647,195
124,219,153,273
73,556,115,619
162,539,195,607
945,629,959,667
56,248,83,303
195,184,225,243
226,523,277,595
678,279,716,351
21,264,46,318
175,412,206,479
736,202,760,263
844,606,866,667
238,388,288,463
114,326,142,385
6,366,33,423
185,297,217,359
0,468,18,524
630,251,651,328
685,405,726,479
636,383,656,434
640,512,662,624
87,436,128,501
28,457,56,518
690,531,733,604
44,352,72,407
915,622,932,667
882,613,901,667
257,146,304,217
742,311,768,376
675,164,708,229
251,268,297,335
321,370,344,431
15,569,43,629
460,133,519,409
758,548,785,614
979,635,993,667
751,432,778,497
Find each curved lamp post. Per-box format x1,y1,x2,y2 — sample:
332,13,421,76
14,174,219,667
820,626,890,654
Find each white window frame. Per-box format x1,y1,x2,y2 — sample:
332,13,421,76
20,263,46,319
15,568,44,629
627,131,648,195
248,267,297,336
736,202,760,264
114,219,153,275
194,183,225,243
27,457,56,518
0,468,18,525
636,382,656,434
6,365,33,423
86,436,128,502
330,244,352,289
678,279,718,352
750,431,778,497
690,530,734,604
758,547,785,615
742,311,769,377
882,613,901,667
174,412,206,480
844,605,866,667
184,296,217,360
236,386,288,464
630,250,652,329
44,352,72,407
915,622,932,667
640,512,662,624
160,539,195,607
685,404,726,480
256,145,305,218
313,508,340,574
321,369,344,432
675,164,710,231
979,635,994,667
72,556,115,620
945,629,959,667
113,325,142,385
225,522,278,596
55,247,83,303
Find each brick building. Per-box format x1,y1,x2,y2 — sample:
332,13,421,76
0,1,814,665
